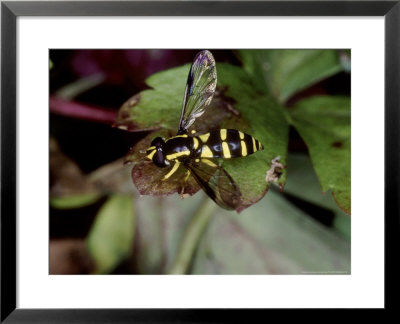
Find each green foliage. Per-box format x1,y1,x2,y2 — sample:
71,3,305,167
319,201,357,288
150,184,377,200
192,190,350,274
55,74,105,100
86,194,135,274
50,193,101,209
130,185,350,275
283,153,350,239
115,66,189,132
289,96,351,214
217,63,289,192
133,194,205,274
238,49,343,103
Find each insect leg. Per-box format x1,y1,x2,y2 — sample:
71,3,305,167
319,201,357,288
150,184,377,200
200,158,218,168
183,169,191,182
162,161,180,181
180,169,191,196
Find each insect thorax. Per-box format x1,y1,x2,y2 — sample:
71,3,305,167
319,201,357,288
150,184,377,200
163,135,197,161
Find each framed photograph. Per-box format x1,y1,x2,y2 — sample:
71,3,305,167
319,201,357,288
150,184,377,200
1,0,398,321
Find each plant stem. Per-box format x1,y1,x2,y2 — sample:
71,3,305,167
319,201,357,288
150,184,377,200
168,198,216,274
50,96,117,124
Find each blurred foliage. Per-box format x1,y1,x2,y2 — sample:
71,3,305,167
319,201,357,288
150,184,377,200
284,154,350,239
50,193,102,210
49,49,351,275
238,49,343,103
87,194,135,274
192,189,349,274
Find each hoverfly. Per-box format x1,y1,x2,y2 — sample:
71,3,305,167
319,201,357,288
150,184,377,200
145,50,263,210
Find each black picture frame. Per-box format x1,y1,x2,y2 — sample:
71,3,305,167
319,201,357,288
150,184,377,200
1,0,398,321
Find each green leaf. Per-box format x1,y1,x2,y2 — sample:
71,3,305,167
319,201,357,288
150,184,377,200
284,153,350,239
86,194,135,274
289,96,351,214
50,193,102,209
114,65,190,132
116,62,289,212
217,63,289,193
55,73,106,100
237,49,343,103
191,189,350,274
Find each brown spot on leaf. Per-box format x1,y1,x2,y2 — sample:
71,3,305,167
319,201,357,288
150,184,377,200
332,141,343,148
121,110,130,119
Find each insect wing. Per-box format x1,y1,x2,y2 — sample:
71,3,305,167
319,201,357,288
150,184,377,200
185,160,241,210
178,50,217,134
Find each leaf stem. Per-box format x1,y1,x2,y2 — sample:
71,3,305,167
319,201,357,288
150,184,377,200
168,197,216,274
50,96,117,124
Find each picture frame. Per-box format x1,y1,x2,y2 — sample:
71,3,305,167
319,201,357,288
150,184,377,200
1,0,398,321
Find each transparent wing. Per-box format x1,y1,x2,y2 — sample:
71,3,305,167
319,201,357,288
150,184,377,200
178,50,217,134
184,159,241,210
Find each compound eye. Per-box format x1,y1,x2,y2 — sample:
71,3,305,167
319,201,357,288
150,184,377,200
151,137,164,147
153,150,168,168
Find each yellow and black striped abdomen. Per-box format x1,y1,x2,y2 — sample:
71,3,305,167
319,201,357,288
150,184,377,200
197,129,263,159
